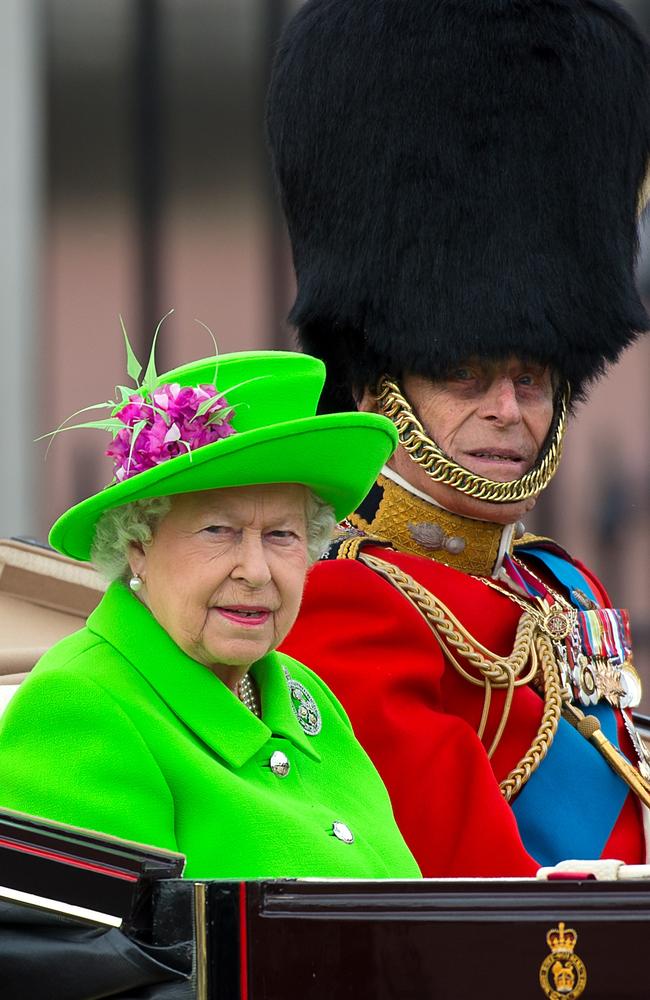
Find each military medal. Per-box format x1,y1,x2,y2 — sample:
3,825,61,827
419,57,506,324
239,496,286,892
541,603,576,642
570,609,637,709
511,560,639,711
573,654,598,706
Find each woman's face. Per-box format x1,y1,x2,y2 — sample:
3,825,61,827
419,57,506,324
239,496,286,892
128,484,310,688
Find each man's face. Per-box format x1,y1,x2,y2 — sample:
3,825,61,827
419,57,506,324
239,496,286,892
361,357,555,524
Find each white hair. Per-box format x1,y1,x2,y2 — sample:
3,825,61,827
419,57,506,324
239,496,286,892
304,491,337,563
91,496,173,582
91,489,336,582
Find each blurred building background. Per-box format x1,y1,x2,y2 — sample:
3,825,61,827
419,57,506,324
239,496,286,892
1,0,649,701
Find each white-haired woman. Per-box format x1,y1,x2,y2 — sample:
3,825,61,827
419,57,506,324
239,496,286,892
0,350,419,880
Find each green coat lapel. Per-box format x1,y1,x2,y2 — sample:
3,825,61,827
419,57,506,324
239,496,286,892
87,582,320,767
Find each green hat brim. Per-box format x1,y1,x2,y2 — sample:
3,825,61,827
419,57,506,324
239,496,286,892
49,412,396,562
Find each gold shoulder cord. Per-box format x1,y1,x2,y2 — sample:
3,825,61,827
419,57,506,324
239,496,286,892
355,552,563,802
337,535,367,562
337,543,650,808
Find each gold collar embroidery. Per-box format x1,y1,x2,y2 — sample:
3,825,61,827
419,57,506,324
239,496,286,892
347,474,517,577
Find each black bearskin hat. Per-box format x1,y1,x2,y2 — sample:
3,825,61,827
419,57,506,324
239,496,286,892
267,0,650,412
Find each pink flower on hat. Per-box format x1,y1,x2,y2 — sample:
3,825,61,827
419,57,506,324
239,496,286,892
105,382,236,482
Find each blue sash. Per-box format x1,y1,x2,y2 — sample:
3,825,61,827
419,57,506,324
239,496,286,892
512,703,628,865
511,544,628,864
516,544,599,609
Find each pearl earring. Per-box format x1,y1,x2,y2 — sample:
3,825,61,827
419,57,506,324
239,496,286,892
129,573,143,593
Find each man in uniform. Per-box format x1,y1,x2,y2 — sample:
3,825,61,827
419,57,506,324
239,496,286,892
268,0,650,876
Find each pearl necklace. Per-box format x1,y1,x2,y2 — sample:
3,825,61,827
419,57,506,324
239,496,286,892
237,673,261,717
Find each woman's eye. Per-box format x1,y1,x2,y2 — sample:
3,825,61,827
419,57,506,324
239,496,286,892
450,368,474,382
204,525,231,536
267,530,299,543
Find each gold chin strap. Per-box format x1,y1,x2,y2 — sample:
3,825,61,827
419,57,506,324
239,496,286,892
376,376,570,504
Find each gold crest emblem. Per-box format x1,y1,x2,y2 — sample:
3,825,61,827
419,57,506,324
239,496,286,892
539,922,587,999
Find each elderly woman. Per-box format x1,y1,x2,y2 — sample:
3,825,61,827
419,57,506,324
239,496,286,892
0,350,419,880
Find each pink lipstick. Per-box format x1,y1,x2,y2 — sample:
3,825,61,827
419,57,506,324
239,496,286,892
215,607,271,627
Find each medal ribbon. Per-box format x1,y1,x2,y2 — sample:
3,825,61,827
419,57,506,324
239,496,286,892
577,609,631,666
504,545,642,859
515,547,632,668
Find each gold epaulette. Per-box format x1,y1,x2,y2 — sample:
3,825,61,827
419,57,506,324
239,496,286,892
335,531,392,562
354,551,561,803
344,550,650,810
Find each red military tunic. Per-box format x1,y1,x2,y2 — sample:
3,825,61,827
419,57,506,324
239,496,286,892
281,475,646,876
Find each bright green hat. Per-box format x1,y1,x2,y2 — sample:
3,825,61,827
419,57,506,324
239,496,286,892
49,351,397,562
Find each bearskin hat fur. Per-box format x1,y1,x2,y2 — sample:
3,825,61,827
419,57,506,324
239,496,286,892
267,0,650,411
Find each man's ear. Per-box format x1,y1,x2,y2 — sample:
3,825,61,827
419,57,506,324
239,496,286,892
357,387,380,414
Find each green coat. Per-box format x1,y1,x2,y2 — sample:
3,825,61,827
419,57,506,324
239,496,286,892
0,582,419,880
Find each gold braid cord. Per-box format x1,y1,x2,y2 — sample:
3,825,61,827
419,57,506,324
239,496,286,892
359,553,563,802
500,632,564,802
337,535,367,562
376,377,569,503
